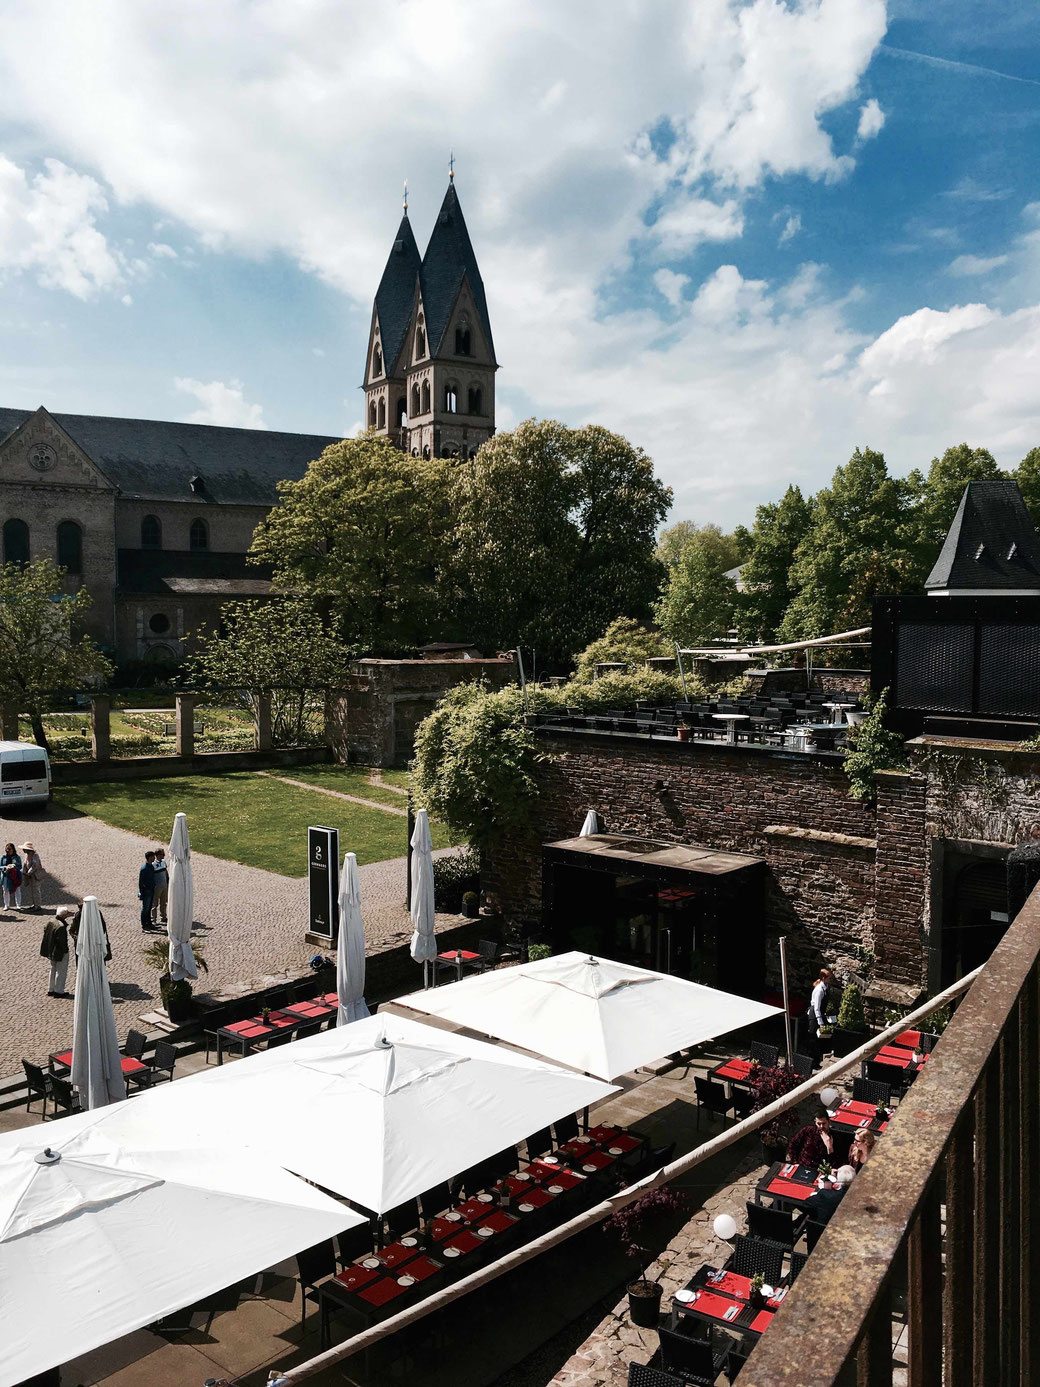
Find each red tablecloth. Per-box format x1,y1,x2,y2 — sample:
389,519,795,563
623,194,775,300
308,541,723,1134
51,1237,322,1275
686,1291,745,1323
375,1239,421,1269
478,1209,519,1236
53,1050,146,1075
442,1228,485,1257
715,1057,754,1082
358,1275,408,1307
335,1264,380,1293
436,949,481,962
766,1175,818,1200
428,1213,467,1242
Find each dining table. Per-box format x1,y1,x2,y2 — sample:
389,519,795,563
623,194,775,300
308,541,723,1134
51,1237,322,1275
827,1097,889,1134
206,993,336,1064
672,1263,789,1340
755,1160,843,1211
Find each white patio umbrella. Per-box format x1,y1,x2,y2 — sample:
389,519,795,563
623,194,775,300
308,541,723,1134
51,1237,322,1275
0,1110,361,1387
337,850,370,1025
71,896,126,1109
397,950,783,1082
105,1013,616,1214
409,808,437,987
167,811,197,983
579,810,602,836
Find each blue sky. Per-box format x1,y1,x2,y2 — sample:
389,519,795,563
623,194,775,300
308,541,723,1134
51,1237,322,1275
1,0,1039,528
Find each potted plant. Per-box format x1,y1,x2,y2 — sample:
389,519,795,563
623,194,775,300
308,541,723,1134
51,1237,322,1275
603,1185,691,1328
833,981,869,1056
874,1102,891,1123
817,1160,833,1186
461,890,480,919
141,938,208,1025
750,1064,801,1161
748,1272,766,1309
261,1005,271,1024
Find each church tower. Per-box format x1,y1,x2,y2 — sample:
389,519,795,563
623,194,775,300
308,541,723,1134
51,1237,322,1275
363,172,498,459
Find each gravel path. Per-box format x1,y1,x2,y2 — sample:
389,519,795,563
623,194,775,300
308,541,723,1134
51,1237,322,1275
0,799,456,1076
255,770,409,816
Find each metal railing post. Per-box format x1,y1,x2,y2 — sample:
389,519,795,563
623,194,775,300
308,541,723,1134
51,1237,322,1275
974,1063,1001,1385
856,1285,893,1387
944,1110,975,1387
1019,963,1040,1386
1000,1009,1021,1385
908,1183,942,1387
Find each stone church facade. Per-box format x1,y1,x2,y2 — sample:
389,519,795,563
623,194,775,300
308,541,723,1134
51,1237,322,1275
0,177,496,663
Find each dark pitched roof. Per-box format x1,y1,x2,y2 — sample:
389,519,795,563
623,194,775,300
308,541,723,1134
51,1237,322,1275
373,214,422,376
421,182,496,361
925,479,1040,591
0,408,340,505
117,548,273,595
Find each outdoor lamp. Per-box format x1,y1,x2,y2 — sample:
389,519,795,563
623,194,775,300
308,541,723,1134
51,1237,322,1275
819,1086,841,1109
713,1213,738,1241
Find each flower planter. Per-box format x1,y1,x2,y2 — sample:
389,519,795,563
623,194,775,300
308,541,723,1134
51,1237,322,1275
832,1026,869,1058
627,1279,663,1328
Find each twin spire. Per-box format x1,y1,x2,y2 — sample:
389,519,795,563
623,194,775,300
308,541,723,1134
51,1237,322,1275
402,152,455,217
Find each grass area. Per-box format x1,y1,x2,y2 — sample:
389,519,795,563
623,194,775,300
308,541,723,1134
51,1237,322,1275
55,770,453,874
280,763,409,808
379,767,412,791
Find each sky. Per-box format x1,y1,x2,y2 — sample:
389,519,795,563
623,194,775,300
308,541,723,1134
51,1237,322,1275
0,0,1039,528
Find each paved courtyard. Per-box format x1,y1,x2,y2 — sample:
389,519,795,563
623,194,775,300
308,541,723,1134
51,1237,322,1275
0,797,453,1076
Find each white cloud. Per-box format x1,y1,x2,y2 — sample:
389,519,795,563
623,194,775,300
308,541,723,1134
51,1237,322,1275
948,253,1009,276
856,98,885,140
653,268,690,306
121,293,133,306
779,213,802,244
174,377,266,429
0,155,122,298
147,241,177,258
652,197,744,253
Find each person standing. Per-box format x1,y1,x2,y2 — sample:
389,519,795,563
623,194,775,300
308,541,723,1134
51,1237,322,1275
151,846,169,928
1,843,22,909
20,842,45,911
138,851,157,931
41,905,74,997
807,966,835,1057
70,900,112,960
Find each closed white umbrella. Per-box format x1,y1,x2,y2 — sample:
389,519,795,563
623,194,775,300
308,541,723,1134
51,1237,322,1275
0,1111,362,1387
167,811,197,983
409,808,437,987
579,810,602,836
398,950,784,1082
71,896,126,1109
337,850,369,1025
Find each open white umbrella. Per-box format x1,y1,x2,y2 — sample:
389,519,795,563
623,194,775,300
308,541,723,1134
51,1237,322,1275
0,1110,361,1387
337,850,370,1025
71,896,126,1109
397,950,783,1082
579,810,602,836
167,811,197,983
104,1013,616,1214
409,808,437,987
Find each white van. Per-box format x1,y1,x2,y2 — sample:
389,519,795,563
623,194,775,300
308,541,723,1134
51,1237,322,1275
0,742,52,809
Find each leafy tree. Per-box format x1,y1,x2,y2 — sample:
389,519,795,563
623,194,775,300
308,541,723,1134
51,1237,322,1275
779,448,924,641
656,521,742,575
444,420,672,661
736,485,813,641
572,617,668,682
0,560,112,751
918,443,1004,552
654,534,738,646
1013,446,1040,526
250,435,451,653
186,597,352,745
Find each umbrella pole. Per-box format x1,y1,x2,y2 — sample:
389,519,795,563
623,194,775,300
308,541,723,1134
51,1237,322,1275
779,935,794,1067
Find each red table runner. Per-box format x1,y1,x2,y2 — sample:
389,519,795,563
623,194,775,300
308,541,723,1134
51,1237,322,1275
428,1213,467,1242
442,1228,485,1257
558,1136,597,1159
587,1124,621,1143
575,1150,615,1173
526,1158,566,1180
750,1309,775,1333
375,1239,421,1269
715,1058,754,1082
542,1169,586,1192
515,1186,555,1210
478,1209,519,1235
400,1254,440,1284
457,1196,496,1222
335,1264,380,1293
358,1275,408,1307
687,1291,745,1323
503,1172,539,1196
766,1176,818,1200
604,1132,642,1154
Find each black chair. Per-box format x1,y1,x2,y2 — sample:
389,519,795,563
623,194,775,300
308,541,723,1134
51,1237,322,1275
790,1051,814,1079
266,1032,293,1049
383,1198,420,1243
22,1059,52,1117
726,1346,751,1382
852,1076,892,1107
487,1145,519,1181
731,1087,755,1119
788,1250,807,1282
554,1113,579,1146
477,939,500,968
804,1219,827,1253
147,1040,177,1084
336,1221,374,1265
419,1181,453,1221
124,1028,148,1060
265,989,288,1011
830,1126,854,1166
694,1076,732,1128
745,1200,804,1247
296,1021,322,1040
749,1041,778,1068
628,1363,686,1387
729,1234,785,1284
657,1324,719,1385
296,1239,337,1330
636,1140,675,1178
48,1074,81,1118
526,1127,554,1159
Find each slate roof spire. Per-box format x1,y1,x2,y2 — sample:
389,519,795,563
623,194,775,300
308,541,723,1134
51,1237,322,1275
373,211,421,377
420,179,496,362
926,479,1040,594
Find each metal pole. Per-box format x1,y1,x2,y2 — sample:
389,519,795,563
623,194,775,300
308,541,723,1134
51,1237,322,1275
406,788,414,912
779,935,794,1067
675,642,689,700
514,648,529,712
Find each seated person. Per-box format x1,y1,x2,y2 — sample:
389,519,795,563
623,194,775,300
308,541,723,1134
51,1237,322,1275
786,1113,835,1168
848,1129,877,1171
805,1165,855,1225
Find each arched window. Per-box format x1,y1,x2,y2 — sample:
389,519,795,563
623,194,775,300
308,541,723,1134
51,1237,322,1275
421,380,431,414
377,398,386,429
141,515,162,549
411,447,420,457
469,446,480,459
410,383,421,416
189,518,209,551
415,320,426,358
422,445,431,459
395,396,406,428
56,520,82,573
444,384,458,413
455,327,471,355
368,400,377,428
3,518,29,566
372,345,382,376
467,386,482,415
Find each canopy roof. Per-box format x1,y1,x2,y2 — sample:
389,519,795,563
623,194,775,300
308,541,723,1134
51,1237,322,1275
0,1111,358,1386
397,951,782,1081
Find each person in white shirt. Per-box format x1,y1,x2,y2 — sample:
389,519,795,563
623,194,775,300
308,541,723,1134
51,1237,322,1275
150,846,169,927
808,967,835,1052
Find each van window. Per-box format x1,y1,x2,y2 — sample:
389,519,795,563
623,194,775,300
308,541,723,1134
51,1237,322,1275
1,759,46,782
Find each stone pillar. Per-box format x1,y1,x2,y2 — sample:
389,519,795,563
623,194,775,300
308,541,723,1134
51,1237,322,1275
256,694,273,751
90,696,111,763
175,694,196,759
1,704,19,741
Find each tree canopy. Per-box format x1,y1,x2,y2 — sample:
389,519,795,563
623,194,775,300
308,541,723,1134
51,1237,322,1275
735,485,813,641
572,616,668,682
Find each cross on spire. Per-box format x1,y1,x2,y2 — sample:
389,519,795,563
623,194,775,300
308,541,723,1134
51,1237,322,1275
403,179,408,215
449,150,455,181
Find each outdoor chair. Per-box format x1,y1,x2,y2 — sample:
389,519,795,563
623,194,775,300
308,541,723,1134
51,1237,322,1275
830,1127,854,1167
628,1363,688,1387
487,1145,519,1180
726,1346,751,1382
265,990,288,1011
853,1075,892,1108
693,1076,732,1128
553,1113,580,1146
123,1028,148,1060
729,1234,785,1285
862,1060,902,1094
730,1086,755,1120
48,1075,80,1119
749,1041,778,1068
788,1251,808,1283
525,1126,554,1159
804,1219,827,1253
419,1181,453,1222
296,1022,322,1040
657,1324,720,1385
147,1040,177,1085
336,1222,374,1266
790,1051,814,1079
635,1140,675,1178
266,1032,293,1049
296,1239,337,1330
382,1198,420,1243
745,1200,805,1247
22,1059,52,1117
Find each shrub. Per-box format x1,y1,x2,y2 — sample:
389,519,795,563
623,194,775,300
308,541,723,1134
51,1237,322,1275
572,618,669,683
842,688,908,802
432,847,480,912
603,1184,690,1264
837,981,867,1032
527,943,552,961
750,1064,801,1150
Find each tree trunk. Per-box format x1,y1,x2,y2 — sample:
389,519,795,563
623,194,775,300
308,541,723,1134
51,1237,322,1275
29,711,50,754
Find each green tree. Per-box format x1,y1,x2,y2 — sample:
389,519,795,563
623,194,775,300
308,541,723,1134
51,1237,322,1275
186,597,352,745
445,420,672,660
779,448,924,641
654,536,738,646
842,688,907,802
0,560,112,751
656,521,742,575
572,617,668,682
736,485,813,641
918,443,1004,552
249,435,451,653
1013,446,1040,526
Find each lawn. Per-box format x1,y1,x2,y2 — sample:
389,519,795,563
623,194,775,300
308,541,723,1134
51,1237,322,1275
56,770,452,875
283,763,411,809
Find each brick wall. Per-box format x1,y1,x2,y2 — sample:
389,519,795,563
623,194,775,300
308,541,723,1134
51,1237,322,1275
873,769,928,986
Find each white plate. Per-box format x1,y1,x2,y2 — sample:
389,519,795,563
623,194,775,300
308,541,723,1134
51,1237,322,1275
518,1202,535,1213
445,1211,462,1221
548,1184,564,1194
362,1257,381,1269
582,1164,598,1173
397,1275,416,1286
542,1155,559,1164
761,1285,775,1298
515,1172,531,1182
477,1192,494,1203
675,1289,696,1303
477,1225,494,1237
400,1236,418,1247
608,1147,623,1156
443,1246,461,1258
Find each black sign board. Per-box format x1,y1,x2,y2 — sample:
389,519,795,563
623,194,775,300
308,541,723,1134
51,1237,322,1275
308,825,340,941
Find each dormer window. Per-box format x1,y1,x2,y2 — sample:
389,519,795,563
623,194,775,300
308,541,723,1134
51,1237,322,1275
974,543,986,561
455,327,471,355
1008,542,1019,561
190,474,205,494
372,345,382,376
415,318,426,358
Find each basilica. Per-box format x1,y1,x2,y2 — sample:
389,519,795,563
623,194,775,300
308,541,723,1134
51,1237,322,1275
0,176,496,664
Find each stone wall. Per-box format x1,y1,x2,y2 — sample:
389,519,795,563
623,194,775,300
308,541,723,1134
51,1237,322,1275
113,500,269,552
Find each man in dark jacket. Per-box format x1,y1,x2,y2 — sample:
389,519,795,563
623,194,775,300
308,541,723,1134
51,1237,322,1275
40,906,73,997
805,1165,855,1225
138,851,157,931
